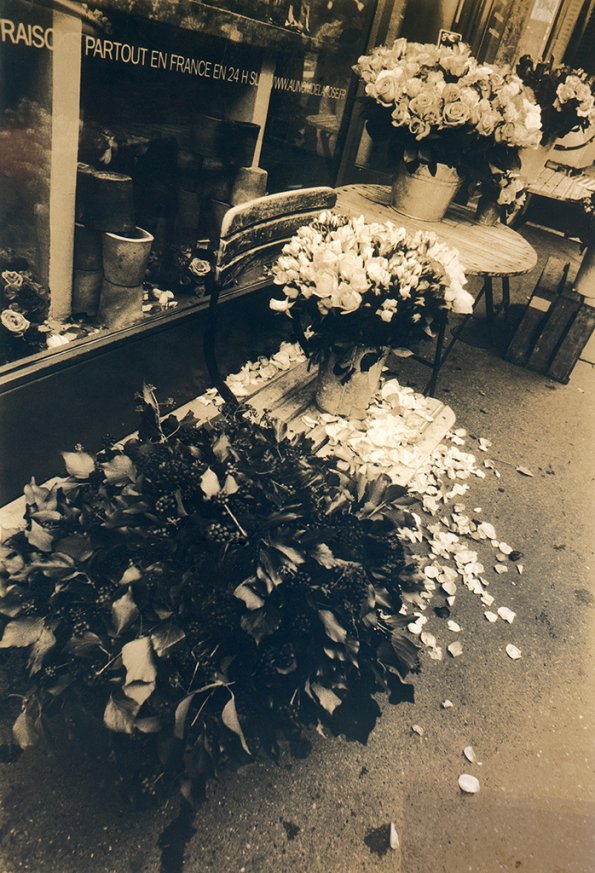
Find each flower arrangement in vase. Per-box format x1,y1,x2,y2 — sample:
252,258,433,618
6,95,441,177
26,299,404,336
270,211,472,417
354,39,542,220
516,56,595,146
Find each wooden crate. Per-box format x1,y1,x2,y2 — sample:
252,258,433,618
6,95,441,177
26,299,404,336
506,256,595,382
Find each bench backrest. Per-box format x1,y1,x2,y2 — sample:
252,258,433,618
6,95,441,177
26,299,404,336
212,186,337,286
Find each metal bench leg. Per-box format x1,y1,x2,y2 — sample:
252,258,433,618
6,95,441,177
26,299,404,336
203,276,239,407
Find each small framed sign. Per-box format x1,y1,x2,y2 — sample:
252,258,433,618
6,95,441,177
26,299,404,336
437,29,463,48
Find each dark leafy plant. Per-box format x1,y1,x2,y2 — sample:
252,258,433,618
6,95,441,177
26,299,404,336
0,389,423,802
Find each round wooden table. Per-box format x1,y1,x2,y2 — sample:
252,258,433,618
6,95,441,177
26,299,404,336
335,184,538,280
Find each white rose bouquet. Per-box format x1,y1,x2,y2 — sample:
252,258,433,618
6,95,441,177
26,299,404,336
270,211,472,370
516,56,595,144
354,39,541,211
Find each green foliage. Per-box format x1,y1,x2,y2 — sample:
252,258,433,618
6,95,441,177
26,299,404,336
0,395,423,801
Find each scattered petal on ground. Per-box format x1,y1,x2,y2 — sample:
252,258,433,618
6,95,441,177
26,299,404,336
463,746,477,764
447,620,461,633
389,822,400,851
442,700,453,709
506,644,522,660
517,564,524,575
412,724,424,736
447,641,463,657
458,773,480,794
516,466,534,477
497,607,516,624
494,564,509,574
484,611,498,623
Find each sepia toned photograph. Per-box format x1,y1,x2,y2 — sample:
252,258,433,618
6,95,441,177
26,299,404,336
0,1,594,872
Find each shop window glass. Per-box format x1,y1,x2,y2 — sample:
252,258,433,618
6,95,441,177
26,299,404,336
0,0,377,367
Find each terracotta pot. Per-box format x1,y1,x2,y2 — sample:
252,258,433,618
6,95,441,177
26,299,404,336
176,188,201,231
72,269,102,316
231,166,268,205
73,223,102,271
102,227,154,286
220,120,260,167
86,170,135,234
475,198,501,226
75,163,96,224
315,347,387,419
391,162,461,221
97,278,143,330
191,113,225,158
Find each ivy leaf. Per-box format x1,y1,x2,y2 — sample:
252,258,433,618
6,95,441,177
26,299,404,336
150,623,185,658
310,682,342,715
310,543,337,569
25,520,54,553
64,632,103,656
212,434,231,461
221,694,251,755
121,637,156,706
234,581,265,611
28,627,57,675
200,468,220,499
0,617,44,649
318,609,347,644
13,709,40,749
53,535,93,562
223,475,240,496
390,631,419,674
175,691,199,740
269,540,305,566
136,717,162,734
104,694,139,734
62,450,95,479
111,588,139,635
101,455,137,484
118,565,142,585
241,607,281,645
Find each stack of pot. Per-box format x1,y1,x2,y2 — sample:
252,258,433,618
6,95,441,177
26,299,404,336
188,113,267,235
73,163,154,330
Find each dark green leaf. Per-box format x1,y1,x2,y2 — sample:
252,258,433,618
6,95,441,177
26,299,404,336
241,607,281,645
310,682,342,714
62,450,95,479
28,627,56,675
101,455,137,484
112,588,138,635
104,694,139,734
318,610,347,644
0,617,44,649
122,637,156,706
13,709,40,749
221,695,250,754
151,624,186,658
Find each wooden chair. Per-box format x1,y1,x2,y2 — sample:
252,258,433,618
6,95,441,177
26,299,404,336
203,186,337,404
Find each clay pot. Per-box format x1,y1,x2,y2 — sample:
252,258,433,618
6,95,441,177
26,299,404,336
191,113,225,158
97,279,143,330
231,166,268,205
102,227,154,286
72,269,102,316
86,170,135,233
221,119,260,167
73,223,102,271
391,162,461,221
75,163,96,224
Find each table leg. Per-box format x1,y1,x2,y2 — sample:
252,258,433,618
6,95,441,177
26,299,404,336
484,276,494,344
425,318,447,397
501,276,510,313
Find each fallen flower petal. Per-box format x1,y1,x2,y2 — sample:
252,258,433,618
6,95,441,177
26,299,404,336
389,822,400,851
484,611,498,623
447,641,463,657
516,466,534,477
412,724,424,736
458,773,480,793
506,644,522,660
497,607,516,623
447,620,461,633
442,699,453,709
463,746,477,764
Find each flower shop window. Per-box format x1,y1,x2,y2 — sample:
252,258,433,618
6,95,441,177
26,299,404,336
1,0,380,369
